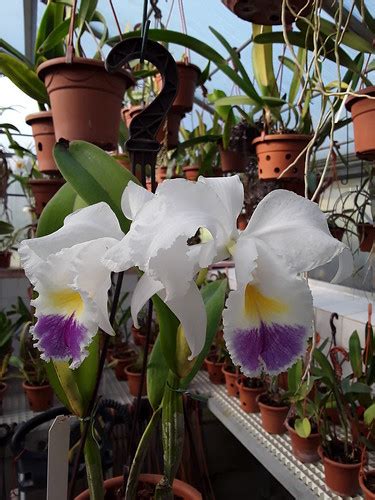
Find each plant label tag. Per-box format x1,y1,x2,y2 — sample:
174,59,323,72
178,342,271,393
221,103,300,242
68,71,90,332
47,415,71,500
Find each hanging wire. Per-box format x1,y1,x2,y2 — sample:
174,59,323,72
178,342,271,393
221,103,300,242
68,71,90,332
177,0,191,62
108,0,123,40
165,0,176,28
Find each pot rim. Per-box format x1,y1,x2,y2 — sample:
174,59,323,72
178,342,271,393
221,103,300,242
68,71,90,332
37,56,134,85
28,178,65,186
22,381,51,390
285,418,320,438
318,445,362,469
124,364,142,375
25,111,53,124
183,165,200,172
204,356,225,366
252,133,313,146
256,392,290,411
345,86,375,111
359,469,375,497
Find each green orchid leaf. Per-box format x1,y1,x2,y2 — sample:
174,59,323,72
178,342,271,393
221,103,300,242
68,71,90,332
344,381,371,395
0,221,14,235
0,39,33,66
35,1,65,63
73,333,100,414
287,359,303,394
77,0,98,40
44,360,72,410
295,417,311,438
364,403,375,426
54,140,139,233
252,24,278,98
152,295,180,375
147,335,170,410
0,53,49,104
37,18,77,55
349,330,363,379
318,18,373,54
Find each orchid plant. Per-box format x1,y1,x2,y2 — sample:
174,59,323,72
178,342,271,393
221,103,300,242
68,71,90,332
18,138,352,499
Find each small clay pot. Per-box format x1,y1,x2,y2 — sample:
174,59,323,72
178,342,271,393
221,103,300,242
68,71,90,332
253,133,312,180
346,86,375,160
74,473,202,500
28,177,65,217
38,57,134,150
329,227,345,241
357,223,374,252
156,62,201,112
359,470,375,500
0,382,7,404
318,445,361,497
112,351,137,381
131,325,146,347
0,251,11,269
286,419,320,463
25,111,58,175
257,394,289,434
236,378,265,413
183,165,200,181
219,145,247,173
205,357,225,384
222,367,239,397
222,0,312,25
23,382,53,412
125,365,147,397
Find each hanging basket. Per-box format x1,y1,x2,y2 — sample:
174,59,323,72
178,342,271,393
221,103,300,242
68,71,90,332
25,111,58,175
252,133,312,180
221,0,312,25
28,177,65,218
38,57,134,151
345,86,375,161
357,223,375,252
156,62,201,112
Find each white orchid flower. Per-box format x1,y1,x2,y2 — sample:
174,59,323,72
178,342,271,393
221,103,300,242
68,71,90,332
19,203,124,368
103,178,242,358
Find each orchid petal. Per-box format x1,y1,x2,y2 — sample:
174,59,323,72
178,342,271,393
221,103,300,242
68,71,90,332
131,274,164,328
224,241,313,377
244,190,353,280
121,181,154,220
233,236,258,288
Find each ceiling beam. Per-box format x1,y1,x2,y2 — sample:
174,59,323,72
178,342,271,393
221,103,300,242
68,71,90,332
23,0,38,61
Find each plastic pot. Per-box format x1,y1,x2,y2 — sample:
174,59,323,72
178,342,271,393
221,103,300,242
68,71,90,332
236,378,265,413
318,445,361,496
357,223,374,252
75,473,202,499
286,419,320,463
125,365,147,397
205,357,225,385
359,470,375,500
0,251,11,269
257,394,289,434
183,165,200,181
221,0,312,25
28,177,65,218
222,367,239,397
346,86,375,160
219,145,247,173
38,57,134,150
23,382,53,412
156,62,201,112
25,111,58,175
253,133,312,180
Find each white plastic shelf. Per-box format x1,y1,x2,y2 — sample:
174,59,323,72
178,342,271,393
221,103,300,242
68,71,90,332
191,371,369,500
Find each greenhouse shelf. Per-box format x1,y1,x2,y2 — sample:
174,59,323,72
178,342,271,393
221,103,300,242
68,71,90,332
192,371,367,500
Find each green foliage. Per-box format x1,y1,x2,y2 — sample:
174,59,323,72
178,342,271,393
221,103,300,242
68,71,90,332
295,417,311,438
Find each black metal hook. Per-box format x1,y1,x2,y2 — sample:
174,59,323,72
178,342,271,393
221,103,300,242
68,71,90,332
330,312,339,347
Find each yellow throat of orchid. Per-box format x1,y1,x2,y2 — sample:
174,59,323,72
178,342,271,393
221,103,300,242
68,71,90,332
244,284,288,321
49,289,84,317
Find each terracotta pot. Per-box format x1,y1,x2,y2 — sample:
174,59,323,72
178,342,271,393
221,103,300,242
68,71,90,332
125,365,147,397
221,0,312,25
112,352,137,381
23,382,53,412
219,145,247,173
75,473,202,500
236,378,265,413
38,57,134,150
357,223,374,252
346,86,375,160
222,367,239,397
253,134,312,180
183,165,200,181
257,394,289,434
318,445,361,496
132,325,146,346
205,357,225,384
157,165,168,183
286,419,320,463
0,382,7,404
25,111,58,175
0,251,11,269
29,177,65,217
156,62,201,112
359,470,375,500
329,227,345,241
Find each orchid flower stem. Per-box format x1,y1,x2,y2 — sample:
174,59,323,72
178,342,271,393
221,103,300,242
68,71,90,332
68,271,125,500
125,408,162,500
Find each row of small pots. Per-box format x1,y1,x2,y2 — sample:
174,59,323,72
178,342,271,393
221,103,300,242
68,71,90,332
0,380,53,412
205,361,370,497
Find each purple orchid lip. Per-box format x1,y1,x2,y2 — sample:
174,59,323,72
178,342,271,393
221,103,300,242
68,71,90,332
34,314,87,363
231,321,306,374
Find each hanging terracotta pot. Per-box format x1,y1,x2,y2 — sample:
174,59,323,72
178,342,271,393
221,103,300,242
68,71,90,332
156,62,201,112
23,382,54,412
0,251,11,269
25,111,58,175
0,382,7,404
219,144,247,173
125,365,147,397
346,86,375,160
318,445,362,496
183,165,200,181
285,419,320,463
28,177,65,218
357,223,374,252
359,470,375,500
205,356,225,384
75,473,202,500
38,57,134,150
221,0,312,25
257,393,289,434
253,133,312,180
236,377,265,413
222,366,239,397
